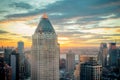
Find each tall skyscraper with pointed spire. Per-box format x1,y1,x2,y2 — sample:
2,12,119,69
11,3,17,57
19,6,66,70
31,13,60,80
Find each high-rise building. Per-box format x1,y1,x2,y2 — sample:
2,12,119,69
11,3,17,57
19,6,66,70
80,57,102,80
4,47,13,65
66,50,75,74
31,13,60,80
24,57,31,78
109,43,118,66
0,49,12,80
17,41,25,80
10,50,19,80
118,48,120,75
60,58,66,70
0,49,4,58
98,43,108,66
18,41,24,54
10,53,17,80
0,62,12,80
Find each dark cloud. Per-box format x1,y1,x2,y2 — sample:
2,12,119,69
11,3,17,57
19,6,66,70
4,0,120,22
83,26,120,29
0,38,11,40
9,2,33,9
90,35,110,39
57,29,120,39
0,30,9,34
58,31,86,35
43,0,120,18
10,33,19,36
78,17,104,23
22,36,31,39
104,34,120,36
1,0,120,37
4,0,120,32
0,10,7,14
57,31,101,38
57,31,95,38
91,0,120,9
5,8,40,18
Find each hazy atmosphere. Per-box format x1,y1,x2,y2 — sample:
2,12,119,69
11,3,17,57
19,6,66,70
0,0,120,48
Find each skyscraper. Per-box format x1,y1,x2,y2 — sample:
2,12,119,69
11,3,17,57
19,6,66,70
80,57,102,80
109,43,118,66
66,50,75,73
4,47,13,65
31,13,60,80
24,57,31,78
10,50,19,80
17,41,25,80
18,41,24,54
0,48,12,80
98,43,108,66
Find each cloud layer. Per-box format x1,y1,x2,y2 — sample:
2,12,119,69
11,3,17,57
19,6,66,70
0,0,120,47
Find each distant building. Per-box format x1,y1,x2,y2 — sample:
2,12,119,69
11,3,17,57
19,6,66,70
117,47,120,75
18,41,24,54
98,43,108,66
4,63,12,80
80,57,102,80
79,54,98,63
4,48,13,65
109,43,118,66
60,58,66,70
10,50,19,80
74,63,80,80
66,50,75,74
0,49,4,58
17,41,25,80
24,57,31,78
0,49,12,80
31,13,60,80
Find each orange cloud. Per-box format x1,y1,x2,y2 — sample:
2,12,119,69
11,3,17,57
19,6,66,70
116,28,120,32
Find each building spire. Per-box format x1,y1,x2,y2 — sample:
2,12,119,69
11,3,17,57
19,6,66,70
34,13,55,34
42,13,48,19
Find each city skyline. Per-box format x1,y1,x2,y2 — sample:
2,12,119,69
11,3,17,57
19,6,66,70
0,0,120,49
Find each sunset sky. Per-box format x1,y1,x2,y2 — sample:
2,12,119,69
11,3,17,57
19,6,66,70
0,0,120,48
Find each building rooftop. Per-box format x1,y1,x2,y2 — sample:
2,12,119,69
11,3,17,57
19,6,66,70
35,13,55,34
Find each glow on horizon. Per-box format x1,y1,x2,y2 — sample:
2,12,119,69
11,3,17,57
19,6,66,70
0,0,120,48
0,24,120,47
0,15,120,48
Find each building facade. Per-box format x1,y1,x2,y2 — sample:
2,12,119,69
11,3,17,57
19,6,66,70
98,43,108,66
79,54,98,63
10,50,19,80
4,48,13,65
109,43,118,66
80,57,102,80
17,41,25,80
66,50,75,73
74,63,80,80
31,14,60,80
0,48,12,80
18,41,24,54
